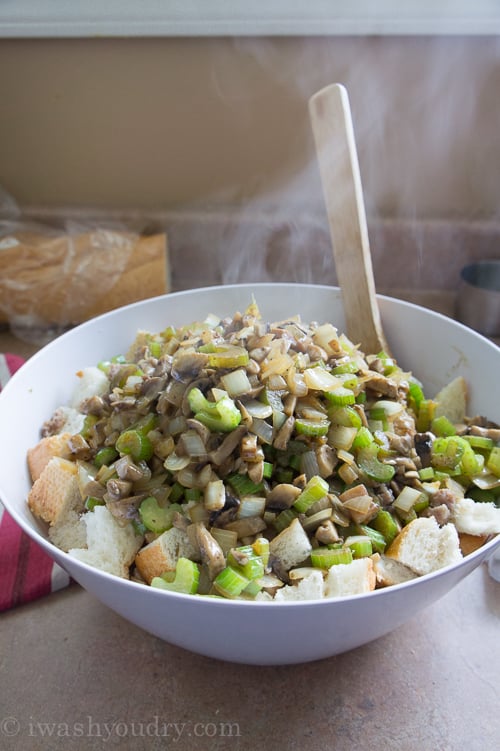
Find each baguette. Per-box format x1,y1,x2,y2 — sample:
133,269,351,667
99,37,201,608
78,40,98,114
386,516,462,576
27,456,86,551
135,527,200,585
69,505,143,579
451,497,500,536
433,376,468,424
274,570,325,601
324,557,376,598
268,517,313,571
371,553,418,587
27,433,73,482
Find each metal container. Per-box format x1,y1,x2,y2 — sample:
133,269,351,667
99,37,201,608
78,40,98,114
456,260,500,337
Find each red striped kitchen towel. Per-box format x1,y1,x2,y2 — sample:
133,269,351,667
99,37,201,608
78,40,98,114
0,353,71,611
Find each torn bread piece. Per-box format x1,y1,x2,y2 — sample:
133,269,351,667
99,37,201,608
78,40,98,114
27,456,86,550
268,517,312,571
135,527,200,585
274,570,325,601
324,557,376,598
69,505,142,579
386,516,462,576
371,553,418,587
451,497,500,536
27,433,73,482
433,376,468,424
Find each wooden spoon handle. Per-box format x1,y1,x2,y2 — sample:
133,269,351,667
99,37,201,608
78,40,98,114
309,83,390,356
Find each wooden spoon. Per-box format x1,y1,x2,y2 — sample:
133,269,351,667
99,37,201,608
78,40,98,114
309,83,391,356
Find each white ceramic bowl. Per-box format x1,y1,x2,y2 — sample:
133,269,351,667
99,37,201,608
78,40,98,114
1,283,499,665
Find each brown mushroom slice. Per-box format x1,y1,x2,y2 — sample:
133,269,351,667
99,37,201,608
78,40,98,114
266,483,302,510
191,522,226,580
208,425,247,466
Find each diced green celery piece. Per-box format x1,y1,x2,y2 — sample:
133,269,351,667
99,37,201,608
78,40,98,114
356,445,395,483
344,535,372,558
311,547,353,567
416,399,436,432
151,558,200,595
213,566,250,598
357,524,387,554
206,347,250,368
295,418,330,437
408,378,425,411
486,446,500,478
252,537,270,567
139,497,181,534
328,405,363,428
227,546,265,580
431,415,457,437
462,435,495,451
116,429,153,461
188,387,242,433
293,476,329,513
227,473,264,498
262,462,274,480
273,508,298,532
80,414,99,440
418,466,435,481
352,426,374,450
169,482,185,503
94,446,118,468
371,509,399,545
85,496,105,511
324,387,356,406
332,361,359,375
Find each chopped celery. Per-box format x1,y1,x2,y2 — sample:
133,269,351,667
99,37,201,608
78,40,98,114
227,546,265,580
352,426,374,450
486,447,500,478
431,415,457,437
139,497,181,534
293,476,329,513
252,537,270,567
227,472,264,498
357,524,387,554
371,509,400,545
116,429,153,462
213,566,250,598
188,387,242,433
311,547,353,567
462,435,495,451
325,387,356,406
344,535,372,558
151,558,200,595
416,399,436,432
328,405,363,428
295,417,330,436
94,446,119,468
273,508,298,532
356,445,395,483
85,496,105,511
80,414,98,440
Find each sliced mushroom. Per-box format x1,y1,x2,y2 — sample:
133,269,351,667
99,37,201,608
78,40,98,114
315,444,338,478
273,415,295,451
105,478,133,501
208,425,247,466
171,351,209,382
266,483,301,510
192,522,226,580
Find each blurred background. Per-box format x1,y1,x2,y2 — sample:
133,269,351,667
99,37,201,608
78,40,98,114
1,6,499,310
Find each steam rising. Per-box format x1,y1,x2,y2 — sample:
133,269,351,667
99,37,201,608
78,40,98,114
194,35,500,291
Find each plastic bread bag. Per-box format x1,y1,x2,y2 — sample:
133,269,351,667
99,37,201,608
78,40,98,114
0,189,169,345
